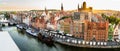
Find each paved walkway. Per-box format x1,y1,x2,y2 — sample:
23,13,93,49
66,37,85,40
0,31,20,51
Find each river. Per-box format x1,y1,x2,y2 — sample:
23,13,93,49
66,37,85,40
2,26,120,51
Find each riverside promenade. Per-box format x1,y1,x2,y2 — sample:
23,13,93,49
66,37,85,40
0,31,20,51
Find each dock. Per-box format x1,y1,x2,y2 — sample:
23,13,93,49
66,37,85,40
0,31,20,51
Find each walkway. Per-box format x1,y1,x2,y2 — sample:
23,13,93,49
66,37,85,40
0,31,20,51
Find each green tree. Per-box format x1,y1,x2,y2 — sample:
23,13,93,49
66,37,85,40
58,16,69,21
101,14,120,41
4,12,10,19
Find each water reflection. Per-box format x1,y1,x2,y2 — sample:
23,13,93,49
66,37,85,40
2,27,120,51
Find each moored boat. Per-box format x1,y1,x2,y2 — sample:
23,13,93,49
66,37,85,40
38,31,54,45
16,24,24,32
26,27,39,37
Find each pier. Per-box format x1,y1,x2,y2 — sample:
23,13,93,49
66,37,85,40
0,31,20,51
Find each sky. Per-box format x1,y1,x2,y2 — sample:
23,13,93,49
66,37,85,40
0,0,120,11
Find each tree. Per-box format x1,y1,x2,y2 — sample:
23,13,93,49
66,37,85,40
101,13,109,20
58,16,69,21
101,14,120,29
4,12,10,19
114,18,120,29
101,14,120,41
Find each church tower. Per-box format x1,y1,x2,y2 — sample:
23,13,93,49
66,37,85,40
78,4,79,11
61,3,64,11
83,1,86,10
45,7,48,15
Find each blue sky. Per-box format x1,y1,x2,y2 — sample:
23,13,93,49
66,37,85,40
0,0,120,11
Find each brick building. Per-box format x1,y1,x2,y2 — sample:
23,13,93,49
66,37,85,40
84,21,109,41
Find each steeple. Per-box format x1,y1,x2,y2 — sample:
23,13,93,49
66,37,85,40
45,7,48,15
61,3,64,11
78,4,79,11
83,1,86,9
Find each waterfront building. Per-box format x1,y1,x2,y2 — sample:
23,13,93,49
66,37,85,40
118,25,120,41
58,2,93,39
70,11,109,41
23,16,30,25
72,22,85,39
113,24,120,41
59,17,72,34
84,21,109,41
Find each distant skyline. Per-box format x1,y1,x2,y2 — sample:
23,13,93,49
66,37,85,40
0,0,120,11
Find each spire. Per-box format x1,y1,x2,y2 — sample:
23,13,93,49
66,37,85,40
45,7,46,11
61,3,63,11
83,1,86,9
45,7,48,15
78,4,79,11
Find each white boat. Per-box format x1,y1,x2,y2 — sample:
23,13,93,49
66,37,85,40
26,28,38,37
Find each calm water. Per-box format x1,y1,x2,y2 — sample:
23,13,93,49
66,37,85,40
2,27,120,51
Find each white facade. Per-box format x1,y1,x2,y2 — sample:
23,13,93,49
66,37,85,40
112,24,120,42
23,16,30,25
118,25,120,40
